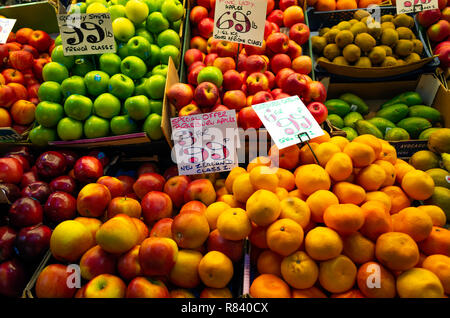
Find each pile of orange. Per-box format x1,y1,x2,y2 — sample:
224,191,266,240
310,0,390,11
217,132,449,298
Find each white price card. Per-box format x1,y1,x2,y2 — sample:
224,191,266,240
213,0,267,47
171,110,239,176
396,0,439,14
57,13,116,56
0,18,16,44
252,95,324,149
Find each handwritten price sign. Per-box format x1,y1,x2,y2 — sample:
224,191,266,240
58,13,116,56
396,0,438,14
252,96,324,149
0,18,16,44
213,0,267,47
171,110,238,176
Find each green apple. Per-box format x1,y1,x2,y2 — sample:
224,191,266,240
143,113,163,140
94,93,122,119
69,2,87,14
54,35,62,47
124,95,151,120
84,70,110,96
135,28,154,44
112,17,136,43
64,94,93,121
51,45,75,70
29,125,57,147
99,53,122,76
72,57,95,77
125,0,149,24
152,64,168,77
134,78,147,96
157,29,181,49
111,0,128,5
146,12,169,34
57,117,84,141
84,115,110,138
126,36,151,60
143,0,163,12
86,2,108,13
170,19,182,33
86,0,108,6
144,74,166,100
149,99,163,115
37,81,63,103
120,56,147,80
110,115,138,135
61,76,87,98
117,42,129,60
42,62,69,84
148,44,161,67
197,66,223,88
35,102,64,128
159,44,180,67
161,0,184,22
108,4,126,21
108,73,135,100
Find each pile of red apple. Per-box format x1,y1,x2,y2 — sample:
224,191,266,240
166,0,328,129
0,28,54,134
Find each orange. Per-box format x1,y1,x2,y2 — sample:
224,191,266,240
394,162,415,185
315,0,336,11
381,186,411,214
292,287,327,298
314,142,342,167
200,287,233,298
353,135,382,159
396,268,445,298
295,164,331,196
360,201,393,242
374,160,396,187
336,0,357,9
280,197,311,229
288,189,308,201
256,250,283,277
331,289,365,298
310,130,330,144
422,254,450,294
375,232,420,271
275,168,296,191
356,261,396,298
266,218,304,257
246,189,281,226
306,190,339,223
249,274,291,298
249,224,268,249
298,142,320,165
329,136,350,151
392,207,433,242
377,142,397,165
417,205,447,227
359,0,382,8
275,187,289,200
169,249,203,289
204,201,231,230
216,194,245,209
343,232,375,264
332,181,366,205
318,255,357,294
401,170,435,201
247,156,271,173
232,173,255,203
304,226,343,261
363,191,392,214
269,144,300,171
323,203,365,235
225,166,247,193
343,141,376,168
198,251,234,288
249,165,279,192
418,226,450,256
216,208,252,241
356,164,386,191
281,251,319,289
325,152,353,182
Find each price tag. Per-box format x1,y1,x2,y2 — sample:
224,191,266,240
0,18,16,44
0,128,22,142
170,110,238,176
57,13,116,56
252,96,324,149
396,0,438,14
213,0,267,47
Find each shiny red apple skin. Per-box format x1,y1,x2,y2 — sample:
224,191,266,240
21,181,51,204
0,226,17,262
15,224,52,261
8,196,43,228
44,191,77,223
73,156,103,184
35,151,67,180
0,258,27,297
49,175,77,195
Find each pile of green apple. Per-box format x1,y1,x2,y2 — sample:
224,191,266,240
29,0,184,146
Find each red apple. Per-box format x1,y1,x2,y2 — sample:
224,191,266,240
238,106,263,129
0,84,16,108
190,35,208,52
434,40,450,67
126,277,170,298
216,41,239,58
7,83,27,101
0,157,23,184
22,44,39,59
73,156,103,184
438,0,447,10
21,181,51,204
307,101,328,124
79,245,117,281
117,245,142,281
20,170,38,189
35,264,78,298
289,23,310,46
194,81,219,108
117,175,135,194
223,89,247,110
2,68,24,85
87,150,109,168
9,50,34,71
139,237,178,276
0,259,27,297
0,226,17,262
77,183,111,218
97,176,124,198
188,61,205,74
58,149,78,169
107,196,142,219
427,19,450,42
266,32,290,54
271,88,283,98
417,8,442,27
207,229,244,262
190,5,209,25
275,67,295,88
184,48,204,68
270,53,292,74
184,179,216,206
245,55,268,73
204,52,218,66
267,9,284,26
150,218,174,238
141,191,173,225
10,99,36,125
15,224,52,261
9,196,43,228
163,175,191,209
49,175,77,195
84,274,126,298
213,56,236,73
35,151,67,180
167,83,194,110
252,90,274,105
282,72,308,97
275,93,292,100
32,58,48,80
245,41,267,56
246,72,270,95
15,28,33,44
44,191,77,223
206,38,220,54
280,0,298,10
28,30,51,52
264,71,276,89
236,53,248,72
188,64,204,86
132,172,166,199
223,69,244,91
303,81,327,103
198,17,214,38
178,104,202,116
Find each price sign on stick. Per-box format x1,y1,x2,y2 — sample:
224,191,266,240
396,0,438,14
252,96,324,149
171,110,239,176
57,13,116,56
213,0,267,47
0,18,16,44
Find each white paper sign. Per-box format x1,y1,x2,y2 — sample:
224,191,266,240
396,0,438,14
57,13,116,56
252,96,324,149
213,0,267,47
0,18,16,44
171,110,238,176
